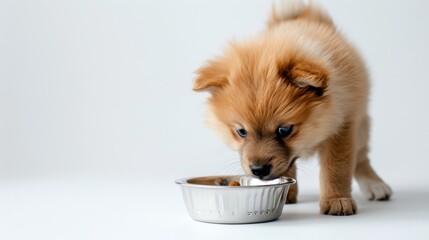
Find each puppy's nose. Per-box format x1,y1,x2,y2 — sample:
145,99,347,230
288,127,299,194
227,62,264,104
250,164,272,179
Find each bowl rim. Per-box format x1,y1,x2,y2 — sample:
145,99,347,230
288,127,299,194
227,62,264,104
175,175,296,189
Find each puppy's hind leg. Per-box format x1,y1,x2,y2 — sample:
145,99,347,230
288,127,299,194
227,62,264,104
354,147,392,201
354,116,392,201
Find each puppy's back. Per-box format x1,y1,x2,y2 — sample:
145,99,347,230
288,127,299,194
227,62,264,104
267,0,333,29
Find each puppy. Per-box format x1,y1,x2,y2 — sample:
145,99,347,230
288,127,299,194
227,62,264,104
193,0,392,215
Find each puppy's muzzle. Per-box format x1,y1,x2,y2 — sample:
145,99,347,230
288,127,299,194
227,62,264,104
250,164,272,179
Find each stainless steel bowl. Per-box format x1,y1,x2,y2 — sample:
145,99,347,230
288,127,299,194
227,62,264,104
175,175,296,224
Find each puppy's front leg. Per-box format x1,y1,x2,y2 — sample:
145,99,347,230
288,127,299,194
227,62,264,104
319,123,357,215
283,162,298,204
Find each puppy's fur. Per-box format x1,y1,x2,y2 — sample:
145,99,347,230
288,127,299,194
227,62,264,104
193,0,392,215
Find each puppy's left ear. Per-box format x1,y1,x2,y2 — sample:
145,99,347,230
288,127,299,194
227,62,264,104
279,59,329,96
193,58,228,92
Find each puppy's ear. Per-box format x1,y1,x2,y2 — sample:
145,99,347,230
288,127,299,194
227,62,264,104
193,59,228,92
278,59,329,96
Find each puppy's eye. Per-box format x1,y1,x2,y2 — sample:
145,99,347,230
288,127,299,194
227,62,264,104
277,125,293,138
236,128,247,138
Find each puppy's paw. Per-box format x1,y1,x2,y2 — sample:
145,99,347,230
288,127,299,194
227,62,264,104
357,178,392,201
320,197,357,216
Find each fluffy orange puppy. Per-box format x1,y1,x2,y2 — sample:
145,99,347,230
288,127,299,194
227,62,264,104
193,0,391,215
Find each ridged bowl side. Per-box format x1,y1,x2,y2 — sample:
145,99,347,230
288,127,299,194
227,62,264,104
179,184,290,224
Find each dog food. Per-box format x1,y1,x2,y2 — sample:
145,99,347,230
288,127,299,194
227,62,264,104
229,181,241,186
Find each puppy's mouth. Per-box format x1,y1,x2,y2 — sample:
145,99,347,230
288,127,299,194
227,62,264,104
259,175,279,181
250,156,299,180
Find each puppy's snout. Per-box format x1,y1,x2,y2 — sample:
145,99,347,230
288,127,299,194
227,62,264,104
250,164,272,179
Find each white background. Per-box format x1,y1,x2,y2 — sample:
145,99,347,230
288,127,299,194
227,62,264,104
1,0,429,239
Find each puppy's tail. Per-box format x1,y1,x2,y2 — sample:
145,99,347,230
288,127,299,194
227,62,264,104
267,0,333,28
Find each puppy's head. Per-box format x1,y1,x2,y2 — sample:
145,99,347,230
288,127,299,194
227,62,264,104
193,40,336,179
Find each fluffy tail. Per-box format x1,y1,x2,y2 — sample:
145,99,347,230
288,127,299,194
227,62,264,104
267,0,333,28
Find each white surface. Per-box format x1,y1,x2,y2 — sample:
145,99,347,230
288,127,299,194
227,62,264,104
1,172,428,240
1,0,429,239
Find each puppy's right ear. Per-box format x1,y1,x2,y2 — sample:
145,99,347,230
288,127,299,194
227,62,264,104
193,59,228,92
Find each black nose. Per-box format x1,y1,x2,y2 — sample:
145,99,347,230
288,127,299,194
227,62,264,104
250,164,272,178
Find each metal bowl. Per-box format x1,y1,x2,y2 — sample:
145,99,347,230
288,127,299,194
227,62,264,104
175,175,296,224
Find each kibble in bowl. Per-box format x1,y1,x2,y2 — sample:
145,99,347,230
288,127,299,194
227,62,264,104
175,175,296,224
228,181,241,186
